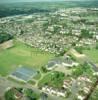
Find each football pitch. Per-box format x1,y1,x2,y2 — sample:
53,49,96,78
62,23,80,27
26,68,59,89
0,41,55,76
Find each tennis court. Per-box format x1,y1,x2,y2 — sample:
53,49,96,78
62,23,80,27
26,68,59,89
9,67,38,82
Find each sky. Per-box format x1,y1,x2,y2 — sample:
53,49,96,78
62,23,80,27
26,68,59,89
0,0,64,3
0,0,94,3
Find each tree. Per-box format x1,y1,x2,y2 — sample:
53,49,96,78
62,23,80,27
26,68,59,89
0,32,13,43
42,22,49,32
75,47,83,54
4,89,15,100
96,42,98,49
89,87,98,100
24,89,39,100
72,62,93,77
41,66,48,73
81,29,91,38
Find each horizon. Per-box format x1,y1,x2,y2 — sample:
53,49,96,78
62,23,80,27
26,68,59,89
0,0,63,4
0,0,95,4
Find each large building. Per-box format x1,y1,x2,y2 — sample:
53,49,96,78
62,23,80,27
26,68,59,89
9,66,38,83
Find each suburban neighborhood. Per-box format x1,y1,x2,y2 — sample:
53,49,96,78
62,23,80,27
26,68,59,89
0,0,98,100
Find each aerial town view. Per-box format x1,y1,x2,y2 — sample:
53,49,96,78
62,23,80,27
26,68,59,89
0,0,98,100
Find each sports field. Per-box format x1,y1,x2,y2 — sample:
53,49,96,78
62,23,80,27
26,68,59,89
0,41,55,76
83,49,98,63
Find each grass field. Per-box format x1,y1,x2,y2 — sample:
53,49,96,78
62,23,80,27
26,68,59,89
83,49,98,63
0,41,55,76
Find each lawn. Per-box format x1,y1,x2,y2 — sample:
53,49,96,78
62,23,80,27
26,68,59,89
0,41,55,76
83,49,98,63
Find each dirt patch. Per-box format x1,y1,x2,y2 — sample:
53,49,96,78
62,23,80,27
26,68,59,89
69,48,86,59
0,40,14,50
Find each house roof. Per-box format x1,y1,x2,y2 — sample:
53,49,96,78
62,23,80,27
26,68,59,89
47,55,74,68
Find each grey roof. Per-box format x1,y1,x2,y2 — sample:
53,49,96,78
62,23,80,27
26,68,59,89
47,56,73,68
11,67,37,82
47,61,56,68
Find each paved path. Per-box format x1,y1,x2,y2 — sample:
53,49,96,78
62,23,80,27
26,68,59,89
0,76,39,96
0,76,64,100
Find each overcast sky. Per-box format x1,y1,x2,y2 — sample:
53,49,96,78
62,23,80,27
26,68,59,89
0,0,64,3
0,0,93,3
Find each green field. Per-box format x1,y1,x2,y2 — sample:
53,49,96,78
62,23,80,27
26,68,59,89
83,49,98,63
0,41,55,76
